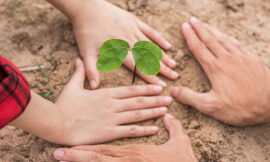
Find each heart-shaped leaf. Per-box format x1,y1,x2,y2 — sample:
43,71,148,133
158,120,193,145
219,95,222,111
132,41,162,75
97,39,129,72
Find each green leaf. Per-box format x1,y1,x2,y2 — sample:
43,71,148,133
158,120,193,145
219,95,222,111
132,41,163,75
97,39,129,72
40,88,53,98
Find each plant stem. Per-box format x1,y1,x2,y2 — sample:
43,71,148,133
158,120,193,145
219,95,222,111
132,65,136,84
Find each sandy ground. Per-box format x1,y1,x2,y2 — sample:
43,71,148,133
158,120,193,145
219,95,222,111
0,0,270,161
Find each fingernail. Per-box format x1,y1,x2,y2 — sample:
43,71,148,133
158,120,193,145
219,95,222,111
76,58,82,66
203,23,209,28
171,71,179,78
164,96,172,104
182,22,191,29
152,126,159,131
171,87,179,97
165,42,172,48
53,150,64,159
160,107,168,113
169,59,177,67
158,80,167,87
190,17,200,23
154,86,163,92
232,37,240,44
166,114,175,119
90,80,97,89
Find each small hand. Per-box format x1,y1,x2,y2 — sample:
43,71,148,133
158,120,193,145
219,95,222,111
55,59,172,146
172,17,270,126
71,0,179,89
53,114,197,162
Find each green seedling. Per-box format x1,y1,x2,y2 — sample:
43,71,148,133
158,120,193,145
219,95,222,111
40,88,53,99
97,39,162,83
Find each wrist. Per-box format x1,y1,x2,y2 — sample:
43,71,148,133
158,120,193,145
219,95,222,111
47,0,101,21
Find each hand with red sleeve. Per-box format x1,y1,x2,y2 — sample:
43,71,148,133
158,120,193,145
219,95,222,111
8,58,173,146
0,56,31,128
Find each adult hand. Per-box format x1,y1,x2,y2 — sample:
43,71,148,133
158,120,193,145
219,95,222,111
70,0,179,89
53,114,197,162
172,17,270,126
54,59,172,145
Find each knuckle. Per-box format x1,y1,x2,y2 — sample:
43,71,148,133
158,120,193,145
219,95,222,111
127,86,139,94
88,153,100,162
200,97,221,115
151,108,159,116
95,147,107,154
134,110,143,119
156,97,163,105
129,125,138,136
190,42,205,53
213,61,224,71
203,37,214,46
147,85,156,93
136,97,145,104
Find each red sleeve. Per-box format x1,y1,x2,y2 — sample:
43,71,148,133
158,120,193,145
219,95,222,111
0,56,31,128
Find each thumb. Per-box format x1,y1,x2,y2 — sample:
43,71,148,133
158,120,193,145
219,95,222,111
67,58,86,88
163,114,185,140
171,86,214,114
84,53,100,90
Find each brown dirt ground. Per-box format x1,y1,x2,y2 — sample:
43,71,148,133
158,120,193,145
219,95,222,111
0,0,270,161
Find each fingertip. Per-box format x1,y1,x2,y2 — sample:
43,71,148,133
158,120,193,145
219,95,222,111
53,149,65,160
168,59,177,68
76,58,83,67
157,80,167,87
171,87,180,98
163,114,175,130
152,126,159,133
182,22,192,31
90,80,99,89
171,71,180,79
190,16,200,24
164,41,172,50
153,85,163,93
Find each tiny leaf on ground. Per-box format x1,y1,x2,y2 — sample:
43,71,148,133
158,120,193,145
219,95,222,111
97,39,129,72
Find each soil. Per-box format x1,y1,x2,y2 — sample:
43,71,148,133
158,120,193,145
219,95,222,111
0,0,270,161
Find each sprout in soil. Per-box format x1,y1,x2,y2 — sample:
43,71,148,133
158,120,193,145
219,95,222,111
96,39,162,83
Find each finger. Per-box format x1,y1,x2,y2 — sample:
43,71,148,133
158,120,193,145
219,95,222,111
117,96,172,112
159,61,179,80
136,32,177,68
189,17,229,58
105,85,163,99
116,107,167,124
136,18,172,50
171,86,214,114
67,58,86,88
83,49,100,90
203,23,242,55
162,53,177,68
182,22,216,75
123,53,167,87
72,145,127,157
53,148,118,162
163,114,185,139
115,125,159,139
233,39,254,57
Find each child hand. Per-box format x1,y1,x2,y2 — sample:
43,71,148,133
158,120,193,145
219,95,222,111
54,59,172,145
53,114,197,162
70,0,179,89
